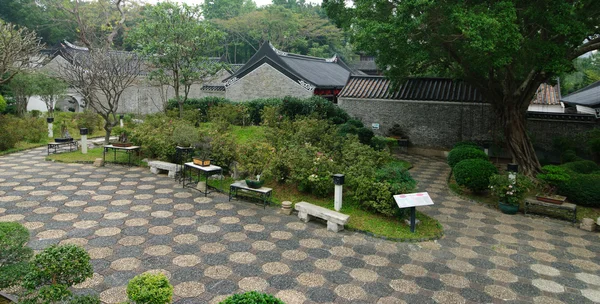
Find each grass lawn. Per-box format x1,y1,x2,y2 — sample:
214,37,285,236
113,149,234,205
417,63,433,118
46,147,145,166
208,177,443,240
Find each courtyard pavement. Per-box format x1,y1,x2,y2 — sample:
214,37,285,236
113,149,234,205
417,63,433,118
0,148,599,304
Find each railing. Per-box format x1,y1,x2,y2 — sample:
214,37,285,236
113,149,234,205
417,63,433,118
527,111,597,122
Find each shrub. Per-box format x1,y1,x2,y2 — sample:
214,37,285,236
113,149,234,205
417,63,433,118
453,159,498,192
220,291,284,304
453,141,479,149
168,97,231,122
127,273,173,304
172,123,200,147
246,98,282,125
67,295,101,304
22,244,93,303
537,165,571,193
376,161,417,195
30,110,42,118
0,95,6,113
561,160,600,174
75,111,101,135
0,222,33,289
208,103,250,126
339,119,373,145
558,174,600,207
0,115,21,151
20,117,46,143
447,147,489,168
489,173,534,205
130,114,178,161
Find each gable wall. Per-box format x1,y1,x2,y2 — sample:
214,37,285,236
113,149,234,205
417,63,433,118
225,63,313,102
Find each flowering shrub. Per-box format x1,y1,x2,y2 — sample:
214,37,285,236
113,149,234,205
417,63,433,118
489,173,533,205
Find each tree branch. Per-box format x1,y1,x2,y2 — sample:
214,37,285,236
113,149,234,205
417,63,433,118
570,36,600,60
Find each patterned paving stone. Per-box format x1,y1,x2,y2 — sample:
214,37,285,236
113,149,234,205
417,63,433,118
1,148,599,303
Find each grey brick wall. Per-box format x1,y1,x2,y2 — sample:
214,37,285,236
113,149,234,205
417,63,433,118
528,118,599,151
339,97,495,148
225,63,313,102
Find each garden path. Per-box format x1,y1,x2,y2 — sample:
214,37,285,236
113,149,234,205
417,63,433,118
0,148,599,304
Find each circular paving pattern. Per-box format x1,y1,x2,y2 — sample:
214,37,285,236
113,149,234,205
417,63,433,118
1,148,599,303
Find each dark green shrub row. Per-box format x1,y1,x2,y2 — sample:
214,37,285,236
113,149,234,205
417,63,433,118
0,115,46,151
447,146,489,168
558,173,600,207
220,291,284,304
453,159,498,192
561,160,600,174
453,141,479,149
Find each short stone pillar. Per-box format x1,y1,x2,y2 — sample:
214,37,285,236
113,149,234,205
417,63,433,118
47,117,54,138
580,218,596,232
333,174,344,211
281,201,293,215
119,114,124,128
93,158,104,167
80,128,88,154
196,181,207,192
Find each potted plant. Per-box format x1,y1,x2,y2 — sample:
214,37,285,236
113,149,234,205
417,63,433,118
535,165,569,204
192,136,212,166
55,121,74,143
112,126,132,147
489,173,533,214
237,142,273,189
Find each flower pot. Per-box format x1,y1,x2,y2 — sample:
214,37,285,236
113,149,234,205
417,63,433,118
245,179,264,189
55,137,73,143
535,195,566,205
193,158,210,167
112,142,133,147
498,201,519,214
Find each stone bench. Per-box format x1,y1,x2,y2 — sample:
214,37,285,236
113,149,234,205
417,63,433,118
148,160,179,178
295,201,350,232
524,198,577,225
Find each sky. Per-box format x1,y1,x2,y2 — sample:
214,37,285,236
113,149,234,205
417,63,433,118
144,0,322,7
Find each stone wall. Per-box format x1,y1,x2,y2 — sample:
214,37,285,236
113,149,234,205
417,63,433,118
339,97,600,151
225,63,314,102
338,97,494,148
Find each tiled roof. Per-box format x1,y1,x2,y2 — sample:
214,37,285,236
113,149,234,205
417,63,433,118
531,83,561,105
339,76,485,102
562,80,600,108
224,42,352,88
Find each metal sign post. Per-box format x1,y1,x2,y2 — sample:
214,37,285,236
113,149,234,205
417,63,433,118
393,192,434,233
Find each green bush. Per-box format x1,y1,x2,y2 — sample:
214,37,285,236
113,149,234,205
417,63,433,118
453,141,479,149
208,103,251,126
127,273,173,304
172,123,200,147
0,115,21,151
558,174,600,207
30,110,42,118
453,159,498,192
447,147,488,168
376,161,417,195
67,295,101,304
22,244,93,303
0,222,33,289
246,98,282,125
0,95,6,113
561,160,600,174
168,97,231,122
339,119,374,145
75,111,101,135
220,291,284,304
130,114,178,161
20,117,46,143
537,165,571,192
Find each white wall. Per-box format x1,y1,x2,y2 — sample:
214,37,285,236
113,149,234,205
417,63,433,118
527,104,564,113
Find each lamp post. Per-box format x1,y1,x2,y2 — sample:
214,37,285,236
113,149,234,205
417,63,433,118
47,117,54,138
119,114,124,128
80,128,88,154
333,174,344,211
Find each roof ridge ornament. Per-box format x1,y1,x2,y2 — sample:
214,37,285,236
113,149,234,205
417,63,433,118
325,55,338,63
298,80,315,91
269,42,288,57
63,40,89,51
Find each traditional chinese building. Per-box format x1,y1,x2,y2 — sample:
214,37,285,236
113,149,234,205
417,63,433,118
222,42,352,102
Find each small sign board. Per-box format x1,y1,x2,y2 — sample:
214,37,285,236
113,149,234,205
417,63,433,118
394,192,434,209
371,123,380,130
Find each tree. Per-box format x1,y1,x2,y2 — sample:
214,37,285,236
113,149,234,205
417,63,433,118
128,2,225,117
0,222,33,290
59,50,141,143
201,0,256,20
324,0,600,176
561,52,600,95
36,73,68,118
7,72,39,116
0,21,44,85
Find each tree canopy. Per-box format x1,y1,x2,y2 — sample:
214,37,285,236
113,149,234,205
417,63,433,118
324,0,600,175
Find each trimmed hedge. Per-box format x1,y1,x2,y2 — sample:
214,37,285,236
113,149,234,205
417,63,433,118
558,173,600,207
127,273,173,304
447,147,489,168
561,160,600,174
219,291,284,304
453,159,498,192
453,141,479,149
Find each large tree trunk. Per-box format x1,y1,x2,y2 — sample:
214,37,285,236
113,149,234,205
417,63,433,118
104,123,112,144
496,99,542,176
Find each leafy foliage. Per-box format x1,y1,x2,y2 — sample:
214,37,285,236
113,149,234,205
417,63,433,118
453,141,479,149
220,291,284,304
75,111,102,135
130,114,178,162
454,159,498,193
558,173,600,207
447,147,489,168
0,95,6,113
537,165,571,194
561,160,600,175
127,273,173,304
0,222,33,289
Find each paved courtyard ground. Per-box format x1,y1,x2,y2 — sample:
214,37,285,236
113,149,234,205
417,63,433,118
0,148,599,303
